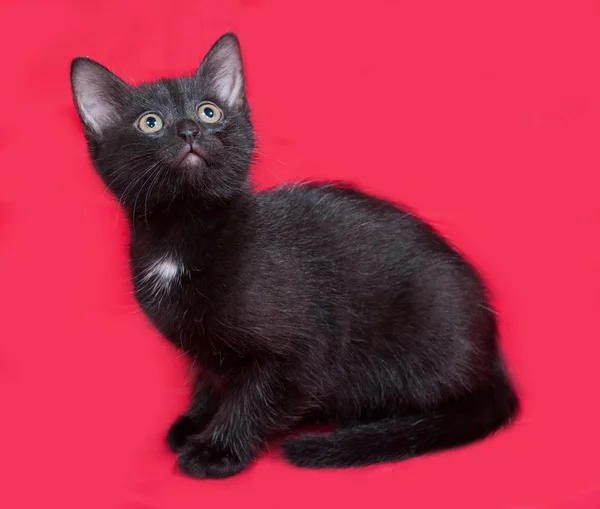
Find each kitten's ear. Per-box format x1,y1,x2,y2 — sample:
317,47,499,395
195,33,246,109
70,58,131,136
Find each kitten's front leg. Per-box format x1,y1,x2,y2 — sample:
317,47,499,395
167,376,219,453
177,363,282,479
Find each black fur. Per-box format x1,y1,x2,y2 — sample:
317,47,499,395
70,33,519,479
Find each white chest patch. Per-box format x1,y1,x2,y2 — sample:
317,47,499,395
140,257,185,295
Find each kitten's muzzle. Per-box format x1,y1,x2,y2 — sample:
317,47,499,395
176,142,208,168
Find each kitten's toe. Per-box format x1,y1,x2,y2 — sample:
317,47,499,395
166,415,198,452
177,439,250,479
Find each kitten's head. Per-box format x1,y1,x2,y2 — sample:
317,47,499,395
70,33,253,212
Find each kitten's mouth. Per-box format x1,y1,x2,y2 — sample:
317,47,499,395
176,145,207,169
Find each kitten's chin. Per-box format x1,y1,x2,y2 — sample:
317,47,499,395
179,152,206,170
176,146,208,172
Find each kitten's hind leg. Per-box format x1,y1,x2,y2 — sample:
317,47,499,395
166,377,219,453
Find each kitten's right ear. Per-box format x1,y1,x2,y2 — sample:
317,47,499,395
70,57,131,137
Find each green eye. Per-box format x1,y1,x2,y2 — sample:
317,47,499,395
138,113,164,133
197,102,223,123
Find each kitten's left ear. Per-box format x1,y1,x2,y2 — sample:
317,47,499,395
195,33,246,109
70,57,132,137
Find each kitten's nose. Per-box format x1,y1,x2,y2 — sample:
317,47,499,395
176,119,200,144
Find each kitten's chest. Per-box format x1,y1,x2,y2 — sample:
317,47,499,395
132,254,199,335
134,255,188,299
131,253,227,357
129,234,250,370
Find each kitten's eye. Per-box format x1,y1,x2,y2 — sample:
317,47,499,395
137,113,164,133
197,102,223,124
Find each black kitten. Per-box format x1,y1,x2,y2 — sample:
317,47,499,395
70,33,518,479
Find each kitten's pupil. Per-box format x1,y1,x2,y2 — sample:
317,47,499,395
146,116,157,129
204,107,214,118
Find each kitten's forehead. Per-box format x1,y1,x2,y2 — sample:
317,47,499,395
133,77,198,116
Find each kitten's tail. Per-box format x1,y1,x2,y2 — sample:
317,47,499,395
282,362,519,468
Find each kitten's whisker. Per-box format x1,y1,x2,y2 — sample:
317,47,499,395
111,158,158,206
131,162,161,231
259,165,285,184
253,149,290,168
143,164,165,228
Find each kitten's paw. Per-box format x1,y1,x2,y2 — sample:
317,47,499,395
166,415,198,452
177,439,250,479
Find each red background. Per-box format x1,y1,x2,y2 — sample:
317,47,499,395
1,1,599,508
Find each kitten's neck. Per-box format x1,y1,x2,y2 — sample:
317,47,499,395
128,189,254,261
